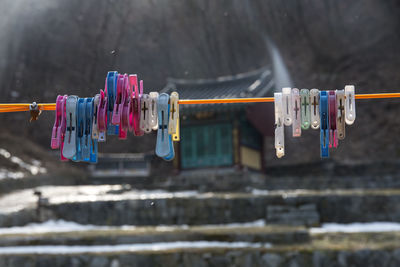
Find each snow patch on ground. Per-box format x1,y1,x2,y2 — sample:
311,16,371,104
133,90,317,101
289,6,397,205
0,148,47,179
154,219,266,232
0,219,268,235
250,188,269,195
201,219,266,229
0,220,113,235
310,222,400,233
0,169,25,179
48,188,202,204
0,241,271,255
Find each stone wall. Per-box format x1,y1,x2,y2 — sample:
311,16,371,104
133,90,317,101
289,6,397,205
1,249,400,267
43,192,400,226
2,188,400,227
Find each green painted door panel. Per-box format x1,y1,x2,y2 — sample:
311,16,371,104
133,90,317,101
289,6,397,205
181,123,233,169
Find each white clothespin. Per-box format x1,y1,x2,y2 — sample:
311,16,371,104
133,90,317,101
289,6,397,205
336,90,346,140
310,89,320,129
291,88,301,137
345,85,356,125
282,87,292,126
149,92,159,131
274,92,285,158
140,94,151,133
300,89,310,130
168,92,179,135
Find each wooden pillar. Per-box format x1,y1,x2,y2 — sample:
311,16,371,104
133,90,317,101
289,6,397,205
173,142,180,171
233,120,240,167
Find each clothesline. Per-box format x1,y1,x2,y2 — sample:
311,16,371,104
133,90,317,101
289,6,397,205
0,92,399,113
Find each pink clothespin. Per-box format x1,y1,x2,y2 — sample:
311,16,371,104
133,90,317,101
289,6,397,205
128,74,136,133
118,74,129,139
129,75,144,136
112,76,123,125
97,89,108,142
140,80,143,96
124,75,133,132
328,90,338,148
134,79,144,136
51,95,63,149
59,95,69,161
120,75,130,129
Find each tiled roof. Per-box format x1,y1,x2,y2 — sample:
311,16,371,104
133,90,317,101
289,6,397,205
161,67,274,114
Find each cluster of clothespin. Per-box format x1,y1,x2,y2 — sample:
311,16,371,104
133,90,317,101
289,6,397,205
274,85,356,158
50,71,180,163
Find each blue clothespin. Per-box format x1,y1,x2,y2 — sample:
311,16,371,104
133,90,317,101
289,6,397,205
163,102,175,161
106,71,119,135
156,93,174,159
164,136,175,160
82,98,92,162
320,91,329,158
82,97,98,163
90,133,98,163
74,98,85,162
112,72,120,135
89,97,98,163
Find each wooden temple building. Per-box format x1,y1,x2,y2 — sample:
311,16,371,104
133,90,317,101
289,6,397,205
162,67,275,172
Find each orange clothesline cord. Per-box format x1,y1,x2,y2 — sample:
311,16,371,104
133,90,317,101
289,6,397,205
178,93,400,104
0,104,56,113
0,92,399,113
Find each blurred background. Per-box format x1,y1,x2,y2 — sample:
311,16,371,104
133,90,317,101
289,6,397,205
0,0,400,266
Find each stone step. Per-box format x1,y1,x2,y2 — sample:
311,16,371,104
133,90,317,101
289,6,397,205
90,160,400,192
2,185,400,227
91,173,400,192
0,231,400,267
0,220,309,247
2,161,399,197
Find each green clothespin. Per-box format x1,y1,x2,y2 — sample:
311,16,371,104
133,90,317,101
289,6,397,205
300,89,310,130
